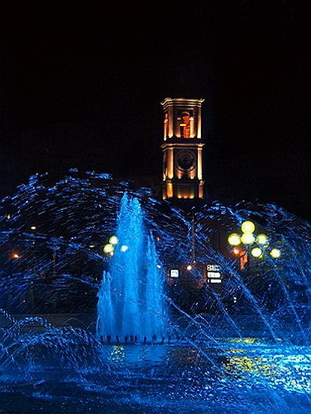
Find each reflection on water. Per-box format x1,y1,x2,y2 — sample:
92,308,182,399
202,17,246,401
103,339,311,400
237,352,310,393
1,338,310,413
109,345,125,363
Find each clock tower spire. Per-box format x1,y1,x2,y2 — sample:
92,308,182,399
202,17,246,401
161,97,205,200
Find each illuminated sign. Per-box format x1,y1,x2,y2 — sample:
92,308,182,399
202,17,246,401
207,265,222,284
207,272,221,278
170,269,179,278
207,264,220,272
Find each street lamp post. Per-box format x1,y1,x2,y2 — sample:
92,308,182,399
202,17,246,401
228,220,281,274
103,236,129,257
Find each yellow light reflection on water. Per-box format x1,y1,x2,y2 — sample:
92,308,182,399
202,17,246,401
110,345,125,363
222,342,311,394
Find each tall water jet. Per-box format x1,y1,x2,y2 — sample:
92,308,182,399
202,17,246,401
96,193,166,341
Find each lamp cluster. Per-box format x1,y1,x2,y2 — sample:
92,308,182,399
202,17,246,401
103,236,129,256
228,221,281,259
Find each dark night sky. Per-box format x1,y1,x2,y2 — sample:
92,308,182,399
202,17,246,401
1,1,311,220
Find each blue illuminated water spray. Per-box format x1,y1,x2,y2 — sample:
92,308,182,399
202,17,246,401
96,193,166,341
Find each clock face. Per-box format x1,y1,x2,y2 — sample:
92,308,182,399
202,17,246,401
176,151,196,172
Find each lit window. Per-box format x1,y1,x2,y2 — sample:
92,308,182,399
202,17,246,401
180,112,190,138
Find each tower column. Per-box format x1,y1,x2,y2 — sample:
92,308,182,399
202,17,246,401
161,98,205,200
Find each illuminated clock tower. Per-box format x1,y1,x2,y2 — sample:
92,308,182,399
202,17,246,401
161,97,205,200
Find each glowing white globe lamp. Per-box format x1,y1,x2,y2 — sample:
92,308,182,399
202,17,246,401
228,233,241,246
257,234,268,245
270,248,281,259
241,221,255,234
241,233,255,245
251,247,263,258
109,236,119,245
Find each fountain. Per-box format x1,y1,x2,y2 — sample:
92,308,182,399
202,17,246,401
0,172,310,413
96,193,166,342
